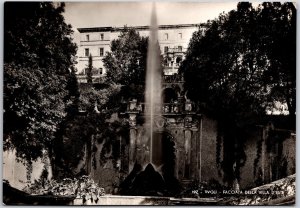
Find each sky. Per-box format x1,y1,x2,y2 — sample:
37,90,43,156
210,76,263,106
63,1,246,43
64,2,241,30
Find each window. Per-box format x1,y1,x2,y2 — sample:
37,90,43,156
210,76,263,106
85,48,89,57
176,56,182,66
99,48,104,56
178,33,182,39
86,34,89,41
164,46,169,53
91,68,98,75
164,33,168,40
99,68,103,75
100,33,104,40
164,58,168,66
178,46,182,52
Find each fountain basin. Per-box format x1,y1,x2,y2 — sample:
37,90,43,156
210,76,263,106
72,195,220,205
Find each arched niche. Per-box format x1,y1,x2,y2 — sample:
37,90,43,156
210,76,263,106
151,131,176,177
162,88,178,103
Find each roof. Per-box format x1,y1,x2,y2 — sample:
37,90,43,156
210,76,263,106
77,23,207,33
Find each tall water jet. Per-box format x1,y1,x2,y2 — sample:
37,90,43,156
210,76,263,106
145,3,162,164
120,5,181,195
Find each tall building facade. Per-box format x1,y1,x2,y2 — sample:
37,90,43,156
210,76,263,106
76,24,205,83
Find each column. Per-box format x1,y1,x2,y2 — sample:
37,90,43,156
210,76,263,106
184,130,191,179
129,128,137,172
190,128,198,179
128,113,137,172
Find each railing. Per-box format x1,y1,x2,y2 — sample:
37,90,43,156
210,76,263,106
165,48,187,54
127,101,194,115
76,70,184,83
76,74,184,84
76,75,106,84
163,74,184,83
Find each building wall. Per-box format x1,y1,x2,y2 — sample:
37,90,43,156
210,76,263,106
76,24,201,77
77,31,111,75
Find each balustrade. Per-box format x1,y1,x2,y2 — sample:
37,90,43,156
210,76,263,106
163,74,184,83
127,101,194,115
76,75,106,84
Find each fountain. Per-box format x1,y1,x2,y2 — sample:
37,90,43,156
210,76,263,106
145,2,162,165
119,3,181,196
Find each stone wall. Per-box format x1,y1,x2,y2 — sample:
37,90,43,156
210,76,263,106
238,125,295,189
126,113,296,190
200,115,222,184
3,149,52,190
3,113,294,194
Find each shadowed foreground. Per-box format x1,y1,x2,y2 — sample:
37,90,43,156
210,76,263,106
119,163,181,196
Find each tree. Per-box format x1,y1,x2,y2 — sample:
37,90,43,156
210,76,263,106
103,27,148,102
4,2,78,162
86,54,93,85
257,2,296,121
181,2,296,186
51,28,150,178
51,83,122,178
52,27,153,180
52,27,150,179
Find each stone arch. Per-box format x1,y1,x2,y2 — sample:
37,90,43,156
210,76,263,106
175,56,182,64
173,84,182,97
162,87,178,103
152,116,178,149
151,130,177,178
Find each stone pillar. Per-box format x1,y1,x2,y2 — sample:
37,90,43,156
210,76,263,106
198,115,203,182
177,149,185,180
190,128,198,179
261,126,265,183
174,148,178,179
129,128,137,172
184,130,191,179
128,113,137,172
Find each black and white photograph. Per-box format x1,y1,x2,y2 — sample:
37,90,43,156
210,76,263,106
2,1,296,205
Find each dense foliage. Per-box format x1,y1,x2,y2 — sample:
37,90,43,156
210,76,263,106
86,55,93,85
23,175,105,200
52,84,122,179
4,2,78,161
182,2,296,118
51,27,150,183
181,2,296,186
103,27,148,101
51,28,149,179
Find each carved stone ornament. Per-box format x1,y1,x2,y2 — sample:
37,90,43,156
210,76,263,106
129,114,136,127
155,117,165,128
